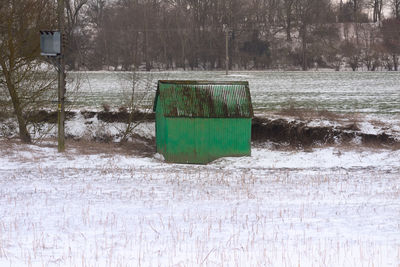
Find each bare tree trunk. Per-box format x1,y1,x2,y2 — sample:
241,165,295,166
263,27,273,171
163,41,168,70
378,0,383,22
284,0,294,41
286,16,292,41
180,34,186,70
145,30,150,71
353,0,358,21
144,5,150,71
2,69,31,143
372,0,383,22
301,24,307,71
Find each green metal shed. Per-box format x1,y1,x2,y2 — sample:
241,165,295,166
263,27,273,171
153,80,254,164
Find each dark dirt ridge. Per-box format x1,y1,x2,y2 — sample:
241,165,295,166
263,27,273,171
19,110,155,124
251,117,398,149
1,110,398,148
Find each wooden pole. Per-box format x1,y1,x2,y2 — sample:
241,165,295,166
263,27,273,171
225,26,229,76
58,0,66,152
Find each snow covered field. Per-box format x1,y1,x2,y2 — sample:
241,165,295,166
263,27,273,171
0,71,399,266
0,137,400,266
69,70,400,115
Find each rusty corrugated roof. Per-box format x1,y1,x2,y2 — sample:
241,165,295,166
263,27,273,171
154,81,253,118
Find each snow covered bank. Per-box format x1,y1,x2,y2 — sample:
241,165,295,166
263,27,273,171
2,109,399,148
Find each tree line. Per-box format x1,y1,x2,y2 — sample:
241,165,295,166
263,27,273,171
65,0,400,71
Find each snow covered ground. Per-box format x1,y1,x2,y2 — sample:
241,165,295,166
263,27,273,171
0,136,399,266
69,71,400,116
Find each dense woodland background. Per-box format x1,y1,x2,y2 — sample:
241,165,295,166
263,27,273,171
0,0,400,72
63,0,400,71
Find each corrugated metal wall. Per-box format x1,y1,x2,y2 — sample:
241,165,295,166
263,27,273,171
160,118,251,164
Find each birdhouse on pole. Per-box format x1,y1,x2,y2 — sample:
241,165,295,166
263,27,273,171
40,31,61,57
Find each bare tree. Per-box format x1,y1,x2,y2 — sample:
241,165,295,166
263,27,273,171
294,0,333,70
381,18,400,70
370,0,384,22
63,0,395,71
283,0,296,41
65,0,89,70
0,0,56,143
358,23,381,70
388,0,400,19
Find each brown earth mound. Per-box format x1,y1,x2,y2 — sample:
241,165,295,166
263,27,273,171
23,110,155,124
251,117,398,148
26,110,75,123
95,110,155,123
